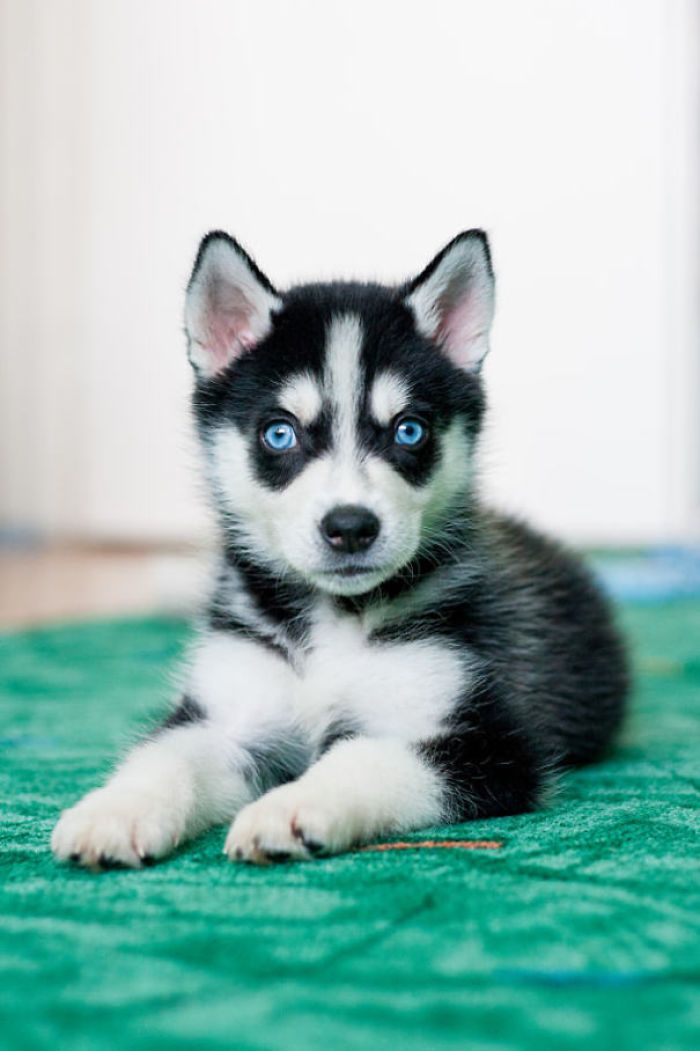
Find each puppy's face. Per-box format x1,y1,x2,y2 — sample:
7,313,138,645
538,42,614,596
186,233,494,595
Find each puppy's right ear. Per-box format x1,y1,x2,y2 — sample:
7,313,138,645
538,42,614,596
185,232,281,377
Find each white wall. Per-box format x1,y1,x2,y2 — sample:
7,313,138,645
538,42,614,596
1,0,698,544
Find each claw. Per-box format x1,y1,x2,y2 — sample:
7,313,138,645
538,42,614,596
263,849,292,863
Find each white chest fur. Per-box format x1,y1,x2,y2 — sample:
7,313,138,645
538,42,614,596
294,604,468,744
188,604,470,751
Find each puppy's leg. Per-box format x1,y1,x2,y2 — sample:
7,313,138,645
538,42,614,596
226,683,545,864
52,631,303,869
225,737,443,863
51,722,255,868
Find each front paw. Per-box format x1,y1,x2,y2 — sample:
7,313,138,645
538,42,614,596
224,783,354,865
51,786,183,870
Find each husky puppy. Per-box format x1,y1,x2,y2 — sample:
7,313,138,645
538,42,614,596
52,231,628,868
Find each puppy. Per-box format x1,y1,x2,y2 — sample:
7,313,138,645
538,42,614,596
52,231,628,868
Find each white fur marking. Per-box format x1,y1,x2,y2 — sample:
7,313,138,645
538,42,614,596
370,371,410,425
187,631,296,734
323,314,364,463
278,372,323,425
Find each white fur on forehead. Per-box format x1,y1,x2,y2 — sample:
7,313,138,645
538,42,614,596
185,236,281,377
323,314,364,458
406,234,494,372
370,372,410,425
278,372,323,425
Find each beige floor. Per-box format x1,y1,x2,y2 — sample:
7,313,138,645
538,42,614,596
0,545,208,629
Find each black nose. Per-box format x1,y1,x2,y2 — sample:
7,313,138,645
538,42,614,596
320,505,380,554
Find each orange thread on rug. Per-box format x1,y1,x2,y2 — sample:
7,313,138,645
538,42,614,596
357,839,504,853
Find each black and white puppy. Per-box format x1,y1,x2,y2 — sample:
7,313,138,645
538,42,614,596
52,231,628,869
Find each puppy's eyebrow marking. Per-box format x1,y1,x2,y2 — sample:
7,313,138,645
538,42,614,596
277,372,323,424
370,371,410,425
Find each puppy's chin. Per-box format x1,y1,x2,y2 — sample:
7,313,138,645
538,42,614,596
293,539,422,596
306,567,393,597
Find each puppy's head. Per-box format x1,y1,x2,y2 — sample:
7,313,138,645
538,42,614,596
186,231,494,595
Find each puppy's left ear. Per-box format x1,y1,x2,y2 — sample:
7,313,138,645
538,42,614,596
185,231,281,378
404,230,495,372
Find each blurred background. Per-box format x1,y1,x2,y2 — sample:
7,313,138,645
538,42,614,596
0,0,698,625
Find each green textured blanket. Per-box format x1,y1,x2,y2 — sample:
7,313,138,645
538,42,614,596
1,602,699,1050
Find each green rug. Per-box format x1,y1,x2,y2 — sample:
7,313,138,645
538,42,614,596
1,602,699,1050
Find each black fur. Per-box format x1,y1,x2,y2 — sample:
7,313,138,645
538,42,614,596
243,737,310,795
417,677,544,819
318,718,359,755
159,695,205,731
371,511,628,772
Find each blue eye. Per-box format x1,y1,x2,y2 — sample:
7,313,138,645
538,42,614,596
262,421,298,452
394,418,426,447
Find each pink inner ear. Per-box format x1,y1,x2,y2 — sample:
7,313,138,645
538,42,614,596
437,285,489,366
206,310,255,372
437,298,475,359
